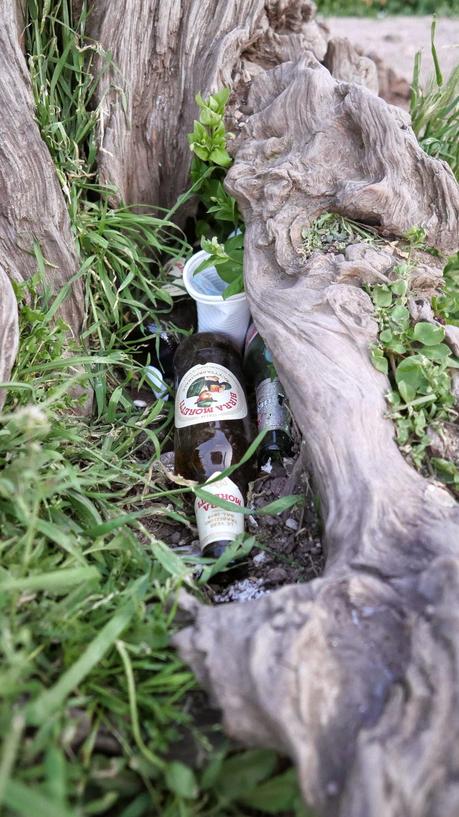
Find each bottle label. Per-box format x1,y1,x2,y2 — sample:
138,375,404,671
195,473,244,550
175,363,247,428
256,377,289,433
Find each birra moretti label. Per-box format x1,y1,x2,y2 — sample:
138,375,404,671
195,473,244,550
175,362,247,428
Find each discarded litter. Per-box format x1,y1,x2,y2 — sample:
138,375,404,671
173,332,252,558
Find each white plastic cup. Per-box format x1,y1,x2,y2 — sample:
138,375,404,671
182,250,251,350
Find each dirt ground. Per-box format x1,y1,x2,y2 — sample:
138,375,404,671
147,446,324,604
325,15,459,83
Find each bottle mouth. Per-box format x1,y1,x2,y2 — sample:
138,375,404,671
202,540,230,558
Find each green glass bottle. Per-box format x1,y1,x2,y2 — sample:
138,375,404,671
244,324,291,468
174,332,253,558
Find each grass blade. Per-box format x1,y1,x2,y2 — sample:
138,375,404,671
3,780,78,817
27,601,136,725
0,567,99,593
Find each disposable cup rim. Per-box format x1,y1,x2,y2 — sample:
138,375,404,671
183,250,246,305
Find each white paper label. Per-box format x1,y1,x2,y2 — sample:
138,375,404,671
195,473,244,550
175,363,247,428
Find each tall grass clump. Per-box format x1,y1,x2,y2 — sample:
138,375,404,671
410,21,459,179
411,21,459,329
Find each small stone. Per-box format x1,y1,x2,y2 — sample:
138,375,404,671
268,477,287,495
160,451,175,470
266,567,288,584
285,517,299,531
252,551,268,566
214,578,267,604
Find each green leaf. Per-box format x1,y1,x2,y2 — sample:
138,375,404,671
165,762,198,800
398,380,416,404
222,274,244,299
217,750,278,802
193,145,209,162
432,457,458,483
370,346,388,375
419,342,451,360
225,233,244,251
430,19,443,87
199,107,221,127
372,285,392,308
395,355,427,400
389,304,410,330
241,769,300,814
212,87,231,108
387,340,407,355
391,279,408,297
413,321,445,346
214,257,243,283
379,329,393,343
150,540,191,581
257,494,303,515
209,147,232,167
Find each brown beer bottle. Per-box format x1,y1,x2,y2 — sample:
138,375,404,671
174,332,252,558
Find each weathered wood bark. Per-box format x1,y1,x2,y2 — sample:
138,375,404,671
0,2,83,393
0,268,19,410
324,37,378,93
175,58,459,817
86,0,327,211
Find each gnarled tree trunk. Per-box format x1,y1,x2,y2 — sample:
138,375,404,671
0,2,84,402
175,58,459,817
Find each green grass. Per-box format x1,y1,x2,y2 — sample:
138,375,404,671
410,21,459,178
316,0,459,16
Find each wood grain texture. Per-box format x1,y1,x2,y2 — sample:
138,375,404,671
175,58,459,817
86,0,327,211
0,2,83,397
0,267,19,410
324,37,379,93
